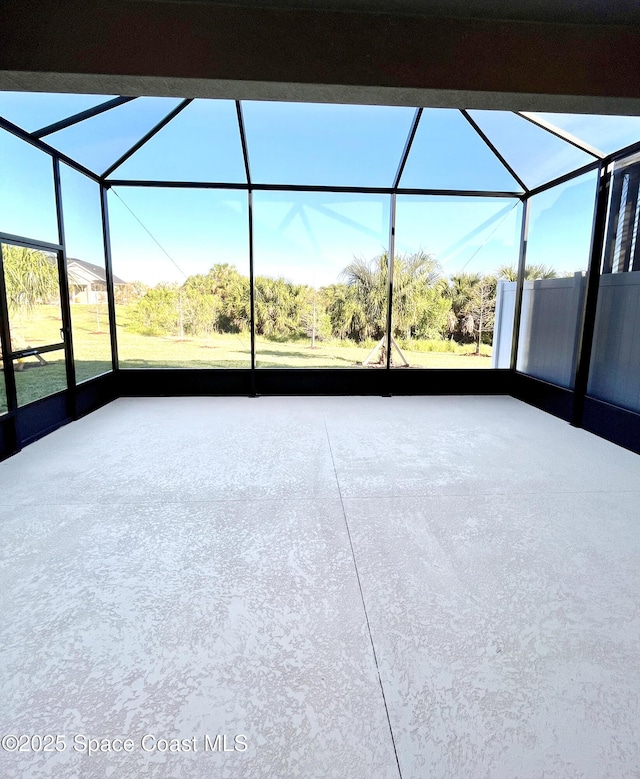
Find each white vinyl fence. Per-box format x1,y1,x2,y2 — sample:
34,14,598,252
588,271,640,414
493,274,586,389
494,271,640,410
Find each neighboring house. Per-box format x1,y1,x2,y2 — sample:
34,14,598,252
67,258,125,304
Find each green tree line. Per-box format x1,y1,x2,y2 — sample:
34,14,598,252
124,252,559,353
0,245,561,357
3,246,556,352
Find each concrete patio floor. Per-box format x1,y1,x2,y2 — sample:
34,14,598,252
1,395,639,778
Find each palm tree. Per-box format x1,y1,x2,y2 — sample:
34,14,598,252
446,272,480,338
2,245,59,317
496,263,558,281
392,251,442,339
254,276,306,337
1,246,60,355
324,283,367,341
340,250,444,342
341,253,389,341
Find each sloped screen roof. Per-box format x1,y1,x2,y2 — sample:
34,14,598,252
1,93,639,193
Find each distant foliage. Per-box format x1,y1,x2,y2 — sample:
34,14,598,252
497,263,558,280
128,283,181,336
445,272,497,352
123,253,557,350
128,264,251,338
254,276,307,336
114,281,148,305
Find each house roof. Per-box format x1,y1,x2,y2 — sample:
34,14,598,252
67,257,126,286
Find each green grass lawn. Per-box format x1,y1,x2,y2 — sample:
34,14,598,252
115,304,493,369
116,328,492,369
3,304,112,408
1,303,494,409
13,356,68,407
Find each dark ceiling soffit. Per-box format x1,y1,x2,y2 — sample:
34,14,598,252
460,110,528,193
393,107,422,189
100,98,193,179
32,96,137,139
129,0,640,27
516,112,604,159
3,3,640,100
235,100,252,187
0,116,101,182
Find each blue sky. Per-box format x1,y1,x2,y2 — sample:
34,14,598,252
0,93,634,287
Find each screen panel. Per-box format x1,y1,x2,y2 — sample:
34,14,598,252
0,242,68,406
60,164,113,383
243,102,415,187
0,92,118,134
469,111,596,190
111,99,246,184
523,113,640,157
253,191,391,368
394,196,521,369
516,171,598,388
109,187,250,369
46,98,183,175
0,129,59,244
400,109,521,192
588,157,640,412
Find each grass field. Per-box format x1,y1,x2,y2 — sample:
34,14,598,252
3,304,112,408
114,305,493,369
1,303,493,409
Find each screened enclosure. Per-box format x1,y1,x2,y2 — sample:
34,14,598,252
1,92,640,455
